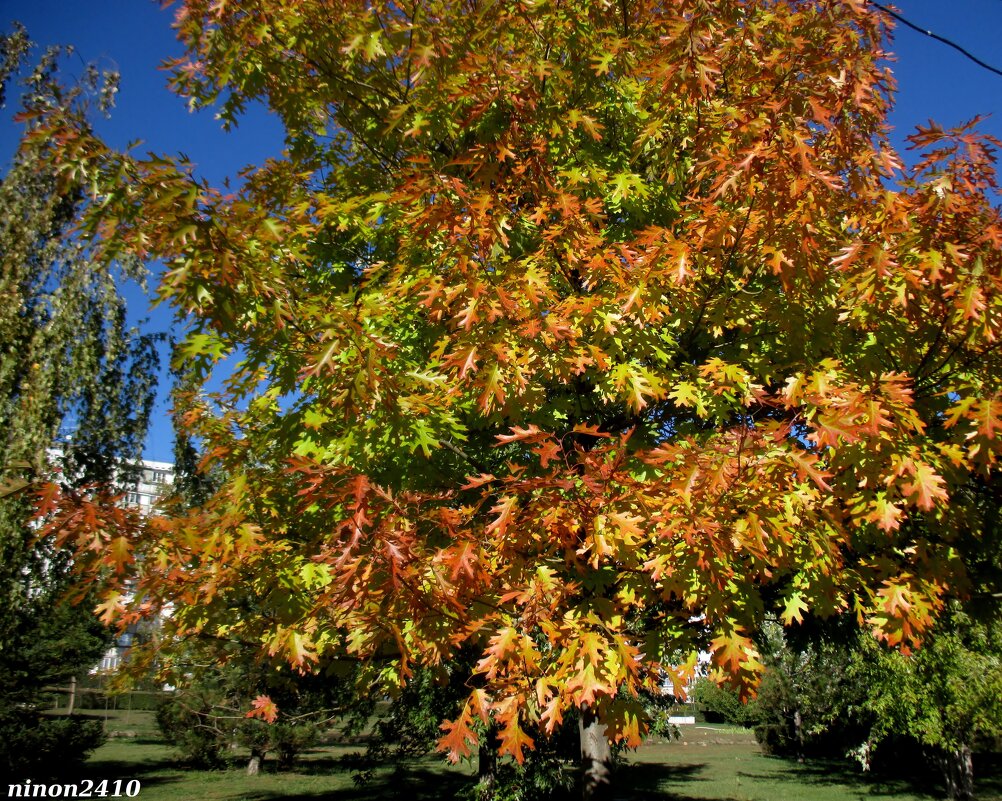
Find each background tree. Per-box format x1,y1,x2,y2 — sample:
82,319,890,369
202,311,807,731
730,606,1002,801
0,24,159,778
34,1,1002,798
849,605,1002,801
748,457,1002,799
749,622,867,761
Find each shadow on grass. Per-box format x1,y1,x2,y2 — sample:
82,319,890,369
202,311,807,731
128,736,173,746
218,767,475,801
235,763,752,801
974,752,1002,800
736,754,943,798
78,752,187,792
614,760,745,801
279,753,352,776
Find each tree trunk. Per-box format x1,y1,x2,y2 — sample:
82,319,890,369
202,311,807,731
936,745,975,801
247,748,264,776
477,722,501,801
793,708,804,763
579,706,612,801
67,675,76,715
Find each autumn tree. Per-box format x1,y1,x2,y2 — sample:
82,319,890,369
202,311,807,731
36,1,1002,798
0,25,159,778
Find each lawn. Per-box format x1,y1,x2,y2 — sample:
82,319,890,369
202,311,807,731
74,713,1001,801
78,710,474,801
624,726,1002,801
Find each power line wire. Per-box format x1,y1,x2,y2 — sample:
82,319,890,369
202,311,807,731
867,0,1002,78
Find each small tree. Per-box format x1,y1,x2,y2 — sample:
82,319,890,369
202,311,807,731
156,642,354,774
749,623,867,761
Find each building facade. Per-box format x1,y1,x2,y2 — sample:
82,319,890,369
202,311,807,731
95,459,174,673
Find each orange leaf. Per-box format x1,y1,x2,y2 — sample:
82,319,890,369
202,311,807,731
903,461,947,511
247,695,278,723
438,711,478,763
495,425,545,444
107,536,133,573
498,716,534,763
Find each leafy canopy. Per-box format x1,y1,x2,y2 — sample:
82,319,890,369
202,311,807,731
37,0,1002,762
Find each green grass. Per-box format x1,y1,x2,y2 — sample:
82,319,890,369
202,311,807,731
74,708,162,738
76,716,1002,801
78,710,475,801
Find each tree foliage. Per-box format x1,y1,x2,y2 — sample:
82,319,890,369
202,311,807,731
749,622,867,759
35,0,1002,768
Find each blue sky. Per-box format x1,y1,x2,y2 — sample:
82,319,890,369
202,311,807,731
1,0,1000,462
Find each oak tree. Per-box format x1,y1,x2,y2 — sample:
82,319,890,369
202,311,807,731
37,1,1002,795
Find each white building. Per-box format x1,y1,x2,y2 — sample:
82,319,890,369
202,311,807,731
95,458,174,673
124,459,174,516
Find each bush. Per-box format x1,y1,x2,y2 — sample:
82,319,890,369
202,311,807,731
0,709,106,778
155,693,227,768
690,678,757,726
155,648,354,773
272,721,322,770
753,721,787,755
